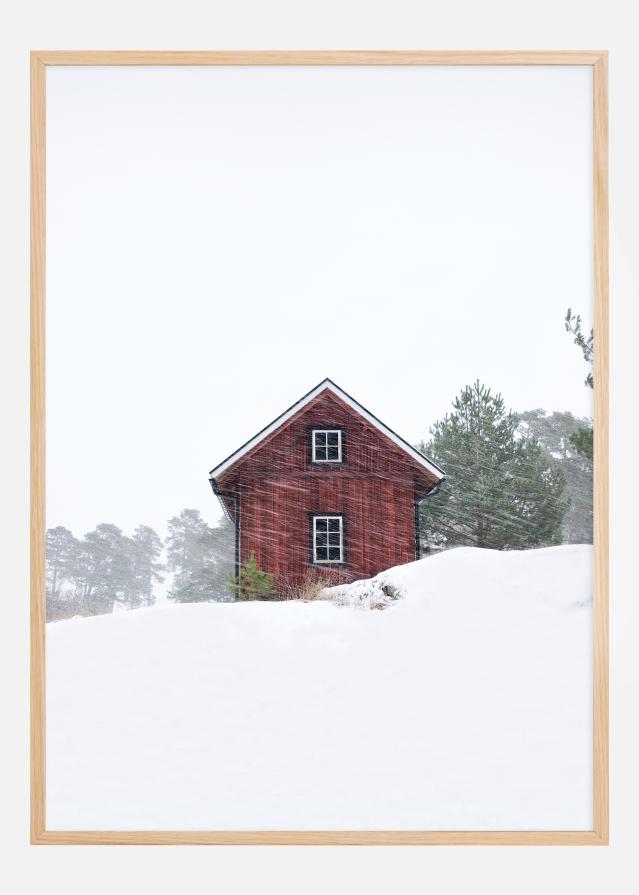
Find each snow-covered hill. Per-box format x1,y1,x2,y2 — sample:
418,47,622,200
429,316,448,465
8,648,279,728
46,545,593,830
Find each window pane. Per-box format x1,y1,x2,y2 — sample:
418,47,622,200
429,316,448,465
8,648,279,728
315,518,328,532
328,518,340,532
327,445,339,460
314,445,327,460
328,533,340,547
328,547,341,561
327,431,339,446
315,547,328,561
316,532,327,546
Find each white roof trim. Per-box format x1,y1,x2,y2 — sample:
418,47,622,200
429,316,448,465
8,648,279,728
209,378,445,482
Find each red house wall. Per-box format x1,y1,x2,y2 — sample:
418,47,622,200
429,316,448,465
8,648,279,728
216,391,437,588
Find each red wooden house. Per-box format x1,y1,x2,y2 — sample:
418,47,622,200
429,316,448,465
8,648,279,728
209,379,445,590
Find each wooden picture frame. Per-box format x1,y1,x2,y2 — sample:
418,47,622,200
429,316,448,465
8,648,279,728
30,50,608,845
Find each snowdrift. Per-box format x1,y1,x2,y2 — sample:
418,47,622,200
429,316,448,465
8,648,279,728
326,543,593,610
46,545,593,831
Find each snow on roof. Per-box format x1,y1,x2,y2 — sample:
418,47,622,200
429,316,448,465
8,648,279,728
209,378,445,482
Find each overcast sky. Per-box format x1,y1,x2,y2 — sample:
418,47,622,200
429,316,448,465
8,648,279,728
46,65,593,538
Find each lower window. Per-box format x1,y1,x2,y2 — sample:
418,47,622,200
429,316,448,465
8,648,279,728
312,515,344,563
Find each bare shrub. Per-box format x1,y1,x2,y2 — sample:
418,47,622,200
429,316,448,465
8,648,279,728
277,568,355,602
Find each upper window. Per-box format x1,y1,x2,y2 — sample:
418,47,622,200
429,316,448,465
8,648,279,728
312,429,343,463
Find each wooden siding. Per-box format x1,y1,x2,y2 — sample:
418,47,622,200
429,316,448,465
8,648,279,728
216,391,437,586
236,474,418,585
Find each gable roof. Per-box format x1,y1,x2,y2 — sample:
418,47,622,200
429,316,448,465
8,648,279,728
209,378,445,483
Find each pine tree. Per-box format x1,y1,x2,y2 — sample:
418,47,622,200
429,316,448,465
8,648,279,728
518,409,592,543
565,307,594,459
565,307,594,388
568,426,593,462
45,526,82,620
127,525,164,608
419,382,569,551
76,523,134,614
228,553,273,601
46,526,80,600
166,509,234,602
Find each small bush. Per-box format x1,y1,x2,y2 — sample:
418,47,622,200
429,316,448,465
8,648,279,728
278,568,354,602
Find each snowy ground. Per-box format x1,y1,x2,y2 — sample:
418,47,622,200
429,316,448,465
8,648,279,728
46,545,593,830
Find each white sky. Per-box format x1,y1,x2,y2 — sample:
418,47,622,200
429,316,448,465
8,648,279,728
46,65,594,539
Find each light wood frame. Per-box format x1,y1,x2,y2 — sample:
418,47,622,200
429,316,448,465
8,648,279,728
30,50,608,846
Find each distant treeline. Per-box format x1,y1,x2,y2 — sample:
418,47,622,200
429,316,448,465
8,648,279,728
46,510,234,622
517,409,593,545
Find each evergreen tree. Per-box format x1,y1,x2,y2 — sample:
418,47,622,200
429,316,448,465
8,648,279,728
45,526,82,620
565,307,594,388
46,526,81,600
127,525,164,608
518,409,593,543
569,426,593,462
228,552,273,601
166,509,234,602
565,307,594,459
75,523,134,614
419,382,569,550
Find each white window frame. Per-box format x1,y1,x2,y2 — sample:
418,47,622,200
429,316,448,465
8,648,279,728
312,429,343,463
312,515,344,564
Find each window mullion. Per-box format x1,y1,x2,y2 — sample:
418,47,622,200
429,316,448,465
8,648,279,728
311,429,343,463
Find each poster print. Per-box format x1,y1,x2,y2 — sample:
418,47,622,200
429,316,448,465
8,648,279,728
32,53,608,844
